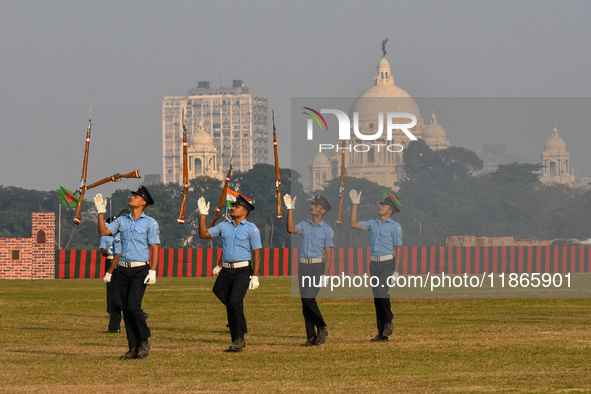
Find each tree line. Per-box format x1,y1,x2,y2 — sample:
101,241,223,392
2,142,591,249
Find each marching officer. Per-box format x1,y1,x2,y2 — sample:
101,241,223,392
100,209,129,334
198,194,262,352
349,190,402,342
95,185,160,359
285,194,333,346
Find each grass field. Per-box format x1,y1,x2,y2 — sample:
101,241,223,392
1,277,591,392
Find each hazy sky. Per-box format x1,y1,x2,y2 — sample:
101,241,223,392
1,0,590,196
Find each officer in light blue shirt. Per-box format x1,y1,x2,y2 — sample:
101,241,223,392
285,194,333,347
100,210,127,334
96,185,160,360
350,190,403,342
199,193,262,353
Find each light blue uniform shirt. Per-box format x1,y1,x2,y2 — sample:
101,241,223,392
359,217,402,257
208,219,262,262
106,213,160,262
100,235,114,256
295,219,334,259
100,234,122,256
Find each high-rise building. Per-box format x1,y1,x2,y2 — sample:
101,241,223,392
162,79,268,184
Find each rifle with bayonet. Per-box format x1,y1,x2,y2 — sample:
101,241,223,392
273,110,282,220
209,154,233,228
84,171,141,191
73,104,92,225
336,143,345,225
177,109,189,224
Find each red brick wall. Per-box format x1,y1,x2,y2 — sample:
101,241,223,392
0,212,55,280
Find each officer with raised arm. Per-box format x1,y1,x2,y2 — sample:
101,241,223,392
349,190,402,342
95,186,160,359
285,194,333,346
198,194,262,352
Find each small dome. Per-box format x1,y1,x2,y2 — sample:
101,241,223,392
422,111,446,139
191,121,214,147
378,57,390,69
312,152,330,165
544,125,566,152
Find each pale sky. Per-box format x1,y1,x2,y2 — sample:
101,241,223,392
1,0,590,196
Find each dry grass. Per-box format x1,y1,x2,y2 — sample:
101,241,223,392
1,278,591,392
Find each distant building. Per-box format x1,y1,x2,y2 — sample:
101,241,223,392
187,121,222,180
580,176,591,189
481,144,530,174
162,80,268,184
143,174,161,185
309,47,450,191
540,125,575,186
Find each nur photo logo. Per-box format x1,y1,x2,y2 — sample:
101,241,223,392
303,106,418,153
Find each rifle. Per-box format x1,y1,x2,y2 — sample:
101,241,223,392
273,111,282,220
177,110,189,224
208,154,233,228
73,104,92,225
84,170,141,191
336,143,345,225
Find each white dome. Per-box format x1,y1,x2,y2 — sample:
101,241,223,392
349,53,422,137
378,57,391,69
312,152,330,165
422,111,446,139
191,121,214,147
544,125,566,152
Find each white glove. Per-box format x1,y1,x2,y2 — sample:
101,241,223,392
103,272,112,284
144,269,157,285
212,265,222,277
392,272,399,281
197,197,210,216
283,194,297,210
319,275,330,288
349,190,362,205
94,194,107,214
249,275,259,290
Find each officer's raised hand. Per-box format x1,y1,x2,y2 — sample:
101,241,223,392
283,194,297,210
249,275,259,290
349,190,362,205
94,194,107,214
197,197,210,216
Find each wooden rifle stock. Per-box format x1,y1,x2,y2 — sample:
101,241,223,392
209,163,232,228
272,111,282,220
177,113,189,224
73,105,92,225
84,170,141,191
336,144,345,225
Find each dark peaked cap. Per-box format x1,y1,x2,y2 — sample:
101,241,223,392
231,194,255,212
311,195,331,211
131,185,155,206
381,193,400,212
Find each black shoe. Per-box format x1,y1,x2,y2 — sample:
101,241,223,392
370,334,389,342
300,338,315,347
102,329,121,333
136,340,150,359
314,327,328,345
120,347,138,360
224,337,245,352
144,312,149,320
382,322,393,336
